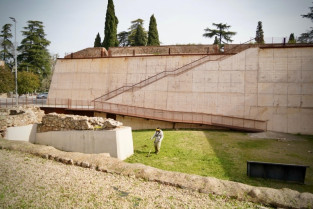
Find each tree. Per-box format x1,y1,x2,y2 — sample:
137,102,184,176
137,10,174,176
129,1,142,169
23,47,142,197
255,21,264,44
134,24,146,46
298,3,313,43
17,71,40,94
102,0,119,49
94,33,102,47
288,33,296,44
128,19,147,46
147,14,160,46
117,31,129,47
0,65,14,93
0,24,14,68
203,23,236,44
17,20,51,79
213,36,219,44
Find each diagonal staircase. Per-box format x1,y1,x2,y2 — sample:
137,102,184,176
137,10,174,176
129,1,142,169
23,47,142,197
94,39,255,103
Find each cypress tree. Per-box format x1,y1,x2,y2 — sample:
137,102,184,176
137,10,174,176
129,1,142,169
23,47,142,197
213,36,219,44
94,33,102,47
288,33,296,44
0,24,14,68
102,0,119,49
147,14,160,46
255,21,264,44
134,25,146,46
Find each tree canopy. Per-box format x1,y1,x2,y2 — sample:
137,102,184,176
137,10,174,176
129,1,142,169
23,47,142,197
17,20,51,79
0,24,14,68
288,33,296,44
117,31,129,47
0,65,14,93
102,0,119,49
17,71,40,94
94,33,102,47
134,24,147,46
203,23,236,44
298,3,313,43
128,19,147,46
147,15,160,46
255,21,264,44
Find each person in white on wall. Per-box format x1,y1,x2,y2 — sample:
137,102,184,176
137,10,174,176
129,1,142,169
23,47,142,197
150,127,164,154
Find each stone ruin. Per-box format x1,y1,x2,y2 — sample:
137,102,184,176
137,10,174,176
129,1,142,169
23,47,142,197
37,113,123,133
0,106,123,137
0,105,44,136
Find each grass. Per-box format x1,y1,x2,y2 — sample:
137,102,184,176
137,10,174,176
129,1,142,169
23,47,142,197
125,129,313,193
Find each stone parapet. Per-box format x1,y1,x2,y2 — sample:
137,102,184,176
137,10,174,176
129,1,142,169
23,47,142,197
64,47,108,59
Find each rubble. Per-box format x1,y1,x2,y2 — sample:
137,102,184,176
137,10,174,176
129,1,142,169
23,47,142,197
0,105,44,134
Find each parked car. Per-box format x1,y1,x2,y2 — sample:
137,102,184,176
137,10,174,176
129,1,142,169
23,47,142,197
36,92,48,99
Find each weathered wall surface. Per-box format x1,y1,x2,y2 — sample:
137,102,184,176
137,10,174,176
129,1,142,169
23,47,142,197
49,55,207,102
107,47,313,134
49,46,313,134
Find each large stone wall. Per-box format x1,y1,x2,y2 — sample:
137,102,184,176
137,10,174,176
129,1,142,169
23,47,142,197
49,54,209,102
107,47,313,134
49,46,313,134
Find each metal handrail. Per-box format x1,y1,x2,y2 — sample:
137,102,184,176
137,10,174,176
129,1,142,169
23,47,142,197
93,101,267,131
94,38,256,102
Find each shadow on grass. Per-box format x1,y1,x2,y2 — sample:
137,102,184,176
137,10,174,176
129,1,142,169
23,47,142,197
127,129,313,193
203,129,313,193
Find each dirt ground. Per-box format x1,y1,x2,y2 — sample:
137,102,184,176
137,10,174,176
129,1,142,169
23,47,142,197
0,148,266,209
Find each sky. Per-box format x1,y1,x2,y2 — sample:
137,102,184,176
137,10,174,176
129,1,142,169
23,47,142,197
0,0,312,57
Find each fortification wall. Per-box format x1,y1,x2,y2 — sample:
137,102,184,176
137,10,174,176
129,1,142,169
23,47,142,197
49,46,313,134
49,55,211,102
107,47,313,134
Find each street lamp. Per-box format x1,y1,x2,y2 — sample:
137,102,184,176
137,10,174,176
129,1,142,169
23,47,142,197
9,17,18,106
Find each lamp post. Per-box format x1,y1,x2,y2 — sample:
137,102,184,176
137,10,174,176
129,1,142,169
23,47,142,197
9,17,18,106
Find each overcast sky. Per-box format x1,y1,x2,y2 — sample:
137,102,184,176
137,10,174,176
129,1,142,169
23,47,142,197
0,0,312,57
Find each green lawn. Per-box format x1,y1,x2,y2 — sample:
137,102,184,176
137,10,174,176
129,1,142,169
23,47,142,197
125,130,313,193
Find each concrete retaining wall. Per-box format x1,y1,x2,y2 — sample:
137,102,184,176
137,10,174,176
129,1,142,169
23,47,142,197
4,124,133,160
4,124,37,143
49,46,313,134
108,47,313,134
35,126,133,160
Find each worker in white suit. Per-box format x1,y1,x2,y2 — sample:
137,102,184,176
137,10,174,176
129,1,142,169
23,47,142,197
151,127,164,154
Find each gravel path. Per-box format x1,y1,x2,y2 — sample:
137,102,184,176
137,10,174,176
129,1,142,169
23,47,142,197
0,149,266,209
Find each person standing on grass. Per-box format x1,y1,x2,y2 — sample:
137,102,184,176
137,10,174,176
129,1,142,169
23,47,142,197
151,127,164,154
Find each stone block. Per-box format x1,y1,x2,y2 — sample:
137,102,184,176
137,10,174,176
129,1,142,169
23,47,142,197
287,83,301,95
287,95,301,107
258,94,274,107
274,83,288,95
245,83,258,94
258,83,274,94
302,95,313,108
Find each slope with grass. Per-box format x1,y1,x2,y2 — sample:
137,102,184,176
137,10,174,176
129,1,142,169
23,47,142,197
125,130,313,193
